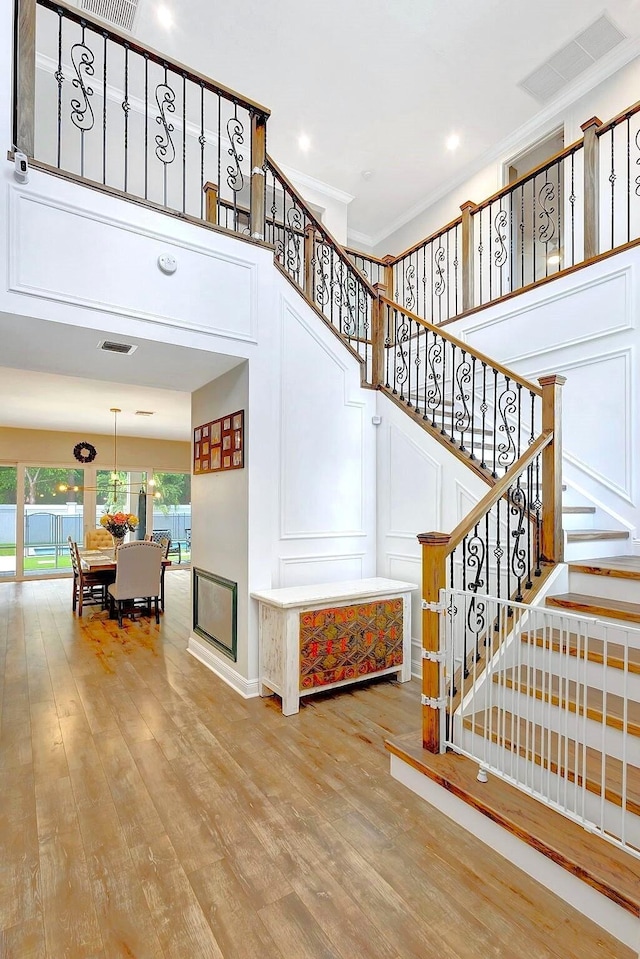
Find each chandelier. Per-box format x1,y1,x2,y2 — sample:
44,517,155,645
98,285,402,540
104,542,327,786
58,408,162,505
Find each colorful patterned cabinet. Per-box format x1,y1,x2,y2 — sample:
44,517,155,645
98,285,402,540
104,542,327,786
252,578,418,716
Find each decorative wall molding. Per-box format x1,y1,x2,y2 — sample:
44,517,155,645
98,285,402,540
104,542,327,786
455,479,479,526
278,551,366,584
540,347,633,503
279,295,367,540
188,634,260,698
8,187,259,341
386,423,442,538
463,267,632,367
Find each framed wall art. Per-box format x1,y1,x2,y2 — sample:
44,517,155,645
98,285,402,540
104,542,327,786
193,409,244,474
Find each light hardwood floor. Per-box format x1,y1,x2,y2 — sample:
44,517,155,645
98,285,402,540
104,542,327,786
0,572,634,959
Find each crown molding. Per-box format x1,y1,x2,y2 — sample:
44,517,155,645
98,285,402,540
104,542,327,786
346,228,374,251
373,38,640,251
278,162,355,207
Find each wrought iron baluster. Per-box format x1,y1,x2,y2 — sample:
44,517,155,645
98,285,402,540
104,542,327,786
570,151,576,265
199,82,205,219
526,463,533,589
627,116,631,243
529,390,535,447
454,223,459,316
55,7,63,168
71,20,95,179
155,64,176,208
469,356,476,460
406,316,413,407
414,325,422,415
455,349,471,452
480,362,487,469
102,33,108,185
392,309,398,395
610,127,616,250
534,453,542,576
516,382,522,459
384,304,391,389
122,43,130,192
506,483,513,602
438,339,446,434
478,212,483,304
494,497,503,611
492,369,499,476
449,343,456,440
488,203,493,303
217,93,221,224
520,183,525,288
422,243,426,320
556,160,561,272
182,73,187,214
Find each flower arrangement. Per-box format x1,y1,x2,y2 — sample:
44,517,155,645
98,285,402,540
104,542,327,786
100,512,139,538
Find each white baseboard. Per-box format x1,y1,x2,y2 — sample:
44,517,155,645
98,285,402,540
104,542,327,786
187,634,260,699
390,755,640,956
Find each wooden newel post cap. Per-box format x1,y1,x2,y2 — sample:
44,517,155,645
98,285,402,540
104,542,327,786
460,200,477,214
538,374,567,388
417,531,451,546
382,254,395,265
373,282,387,296
203,181,218,194
580,116,603,132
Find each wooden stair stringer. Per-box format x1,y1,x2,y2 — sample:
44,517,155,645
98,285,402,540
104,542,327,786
385,731,640,919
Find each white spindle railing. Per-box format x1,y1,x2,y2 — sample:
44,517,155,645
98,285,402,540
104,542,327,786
439,588,640,859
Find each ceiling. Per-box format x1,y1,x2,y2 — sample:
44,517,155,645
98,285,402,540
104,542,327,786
124,0,640,245
0,312,243,441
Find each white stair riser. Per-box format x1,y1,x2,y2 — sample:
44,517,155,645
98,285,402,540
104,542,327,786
457,727,640,851
476,684,640,766
514,648,640,700
562,511,597,531
563,539,631,561
568,570,640,604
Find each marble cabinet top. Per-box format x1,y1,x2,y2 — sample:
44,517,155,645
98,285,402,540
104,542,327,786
251,577,419,609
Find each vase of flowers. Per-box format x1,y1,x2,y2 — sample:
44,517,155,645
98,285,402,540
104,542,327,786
100,511,139,552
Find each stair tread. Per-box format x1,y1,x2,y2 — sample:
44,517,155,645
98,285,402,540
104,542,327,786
563,505,596,514
566,530,629,542
521,629,640,674
494,664,640,736
569,556,640,581
464,706,640,815
546,592,640,623
386,732,640,916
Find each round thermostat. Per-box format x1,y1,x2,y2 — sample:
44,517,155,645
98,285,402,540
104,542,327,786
157,253,177,275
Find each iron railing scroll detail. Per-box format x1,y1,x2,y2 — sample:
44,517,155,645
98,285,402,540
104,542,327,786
381,296,542,478
26,0,270,233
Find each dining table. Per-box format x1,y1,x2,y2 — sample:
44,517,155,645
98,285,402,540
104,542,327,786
79,548,171,611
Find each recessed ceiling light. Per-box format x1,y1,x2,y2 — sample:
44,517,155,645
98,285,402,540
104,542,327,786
298,134,311,152
156,4,173,28
446,133,461,152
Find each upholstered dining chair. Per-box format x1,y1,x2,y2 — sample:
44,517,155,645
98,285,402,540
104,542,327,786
107,540,164,626
67,536,110,617
85,527,114,550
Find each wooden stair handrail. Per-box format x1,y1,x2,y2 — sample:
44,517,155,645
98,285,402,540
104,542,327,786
380,295,543,397
436,430,554,555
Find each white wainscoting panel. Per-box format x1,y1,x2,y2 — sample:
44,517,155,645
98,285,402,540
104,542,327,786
280,299,368,539
279,552,365,587
9,189,257,340
463,268,631,363
387,424,442,537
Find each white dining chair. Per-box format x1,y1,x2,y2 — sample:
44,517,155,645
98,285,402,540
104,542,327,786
107,540,164,626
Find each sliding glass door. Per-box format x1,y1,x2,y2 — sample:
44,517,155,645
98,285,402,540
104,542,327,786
22,467,83,577
0,467,17,577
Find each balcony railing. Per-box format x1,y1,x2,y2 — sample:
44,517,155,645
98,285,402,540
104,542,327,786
348,102,640,327
16,0,269,237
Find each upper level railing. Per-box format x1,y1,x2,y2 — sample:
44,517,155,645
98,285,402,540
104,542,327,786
347,102,640,326
15,0,268,235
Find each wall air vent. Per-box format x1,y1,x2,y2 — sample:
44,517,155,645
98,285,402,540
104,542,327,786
80,0,139,32
518,14,626,104
135,410,154,416
98,339,138,355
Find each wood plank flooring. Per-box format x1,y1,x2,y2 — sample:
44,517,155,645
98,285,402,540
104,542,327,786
0,572,635,959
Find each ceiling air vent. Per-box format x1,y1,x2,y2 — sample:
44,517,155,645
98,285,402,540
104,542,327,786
519,14,626,104
80,0,139,32
135,410,154,416
98,339,138,355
